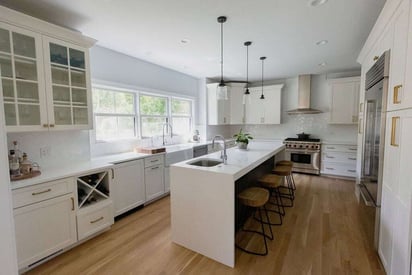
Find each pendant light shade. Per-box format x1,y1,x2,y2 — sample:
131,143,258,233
260,56,266,100
243,41,252,105
217,16,228,100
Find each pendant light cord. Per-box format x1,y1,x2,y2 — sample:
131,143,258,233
246,45,249,89
261,58,264,96
220,21,224,83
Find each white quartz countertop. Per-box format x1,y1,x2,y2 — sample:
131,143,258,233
172,141,285,181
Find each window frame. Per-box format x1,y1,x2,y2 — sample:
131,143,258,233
138,92,169,138
92,84,138,143
91,82,195,143
170,97,193,136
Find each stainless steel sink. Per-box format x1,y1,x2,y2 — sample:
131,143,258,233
187,158,223,167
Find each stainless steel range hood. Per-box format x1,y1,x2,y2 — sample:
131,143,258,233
287,75,322,115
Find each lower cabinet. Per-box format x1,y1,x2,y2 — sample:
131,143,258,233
379,109,412,274
77,200,113,240
13,191,77,270
321,144,357,177
111,159,145,217
144,155,165,202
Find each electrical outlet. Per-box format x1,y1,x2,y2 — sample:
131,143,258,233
40,146,51,158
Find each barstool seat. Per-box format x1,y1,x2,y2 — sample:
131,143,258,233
276,160,294,167
238,187,269,208
272,165,292,176
272,165,295,207
258,174,283,188
258,174,285,222
236,187,273,256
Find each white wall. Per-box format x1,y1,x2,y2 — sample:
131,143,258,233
206,73,359,143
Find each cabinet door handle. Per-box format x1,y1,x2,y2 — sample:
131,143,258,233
393,85,402,104
359,102,363,113
71,197,75,211
32,188,51,196
111,168,114,179
326,147,335,149
326,167,335,170
43,124,49,128
326,156,335,159
347,169,356,173
348,157,357,160
90,216,104,224
150,160,158,163
348,148,357,151
358,118,363,134
390,116,400,147
49,124,55,128
151,166,159,170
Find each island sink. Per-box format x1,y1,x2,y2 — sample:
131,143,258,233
187,158,223,167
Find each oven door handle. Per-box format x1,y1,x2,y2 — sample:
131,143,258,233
285,150,320,154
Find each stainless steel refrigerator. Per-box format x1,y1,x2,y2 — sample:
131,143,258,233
359,50,390,249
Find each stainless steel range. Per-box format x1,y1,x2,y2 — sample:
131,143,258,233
284,137,321,175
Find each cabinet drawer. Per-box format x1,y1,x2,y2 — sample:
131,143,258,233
144,155,164,168
322,162,357,177
322,144,357,153
77,200,114,240
322,152,357,164
12,178,74,209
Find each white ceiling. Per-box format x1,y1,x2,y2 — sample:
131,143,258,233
0,0,385,81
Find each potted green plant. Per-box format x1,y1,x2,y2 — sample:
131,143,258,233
233,128,253,150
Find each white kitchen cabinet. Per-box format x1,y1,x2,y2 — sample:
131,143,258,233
111,159,145,217
229,83,246,125
0,8,95,132
387,0,410,112
245,84,283,124
207,83,230,125
321,143,357,178
328,77,360,124
144,155,165,202
77,199,113,241
379,109,412,274
12,179,77,270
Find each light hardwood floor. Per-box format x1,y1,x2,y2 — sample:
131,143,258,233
27,174,384,275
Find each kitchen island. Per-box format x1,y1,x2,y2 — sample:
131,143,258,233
170,141,285,267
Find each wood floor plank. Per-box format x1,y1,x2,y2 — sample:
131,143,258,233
26,174,384,275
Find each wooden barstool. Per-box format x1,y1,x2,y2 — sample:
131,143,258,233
275,160,296,190
272,165,295,207
258,174,285,224
236,187,273,256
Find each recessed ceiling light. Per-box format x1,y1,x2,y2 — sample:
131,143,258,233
316,40,328,46
318,62,327,66
181,39,190,44
308,0,328,7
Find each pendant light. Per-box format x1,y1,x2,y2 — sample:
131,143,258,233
260,56,266,100
217,16,228,100
242,41,252,105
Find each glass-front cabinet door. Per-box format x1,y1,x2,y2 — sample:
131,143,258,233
0,23,47,131
43,37,91,129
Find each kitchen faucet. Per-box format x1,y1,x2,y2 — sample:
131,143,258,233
162,122,173,146
212,135,227,164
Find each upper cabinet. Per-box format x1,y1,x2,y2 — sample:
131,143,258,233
245,85,283,125
0,7,95,132
328,77,360,124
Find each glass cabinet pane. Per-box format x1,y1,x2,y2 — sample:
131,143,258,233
2,78,14,99
0,28,11,53
52,86,70,104
69,48,85,69
14,57,37,81
0,53,13,77
16,81,39,103
73,107,88,124
18,104,40,125
54,106,72,125
71,69,86,87
12,32,36,58
72,88,87,106
4,103,16,125
50,43,67,65
51,64,69,85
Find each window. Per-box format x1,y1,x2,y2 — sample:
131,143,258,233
92,85,194,141
171,98,192,136
139,94,168,137
93,87,136,141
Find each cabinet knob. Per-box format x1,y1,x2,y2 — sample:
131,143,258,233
43,124,49,128
373,56,379,61
49,124,55,128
